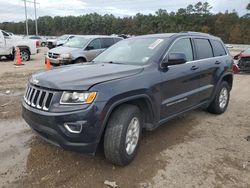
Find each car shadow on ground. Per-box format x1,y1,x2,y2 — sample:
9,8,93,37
13,110,205,187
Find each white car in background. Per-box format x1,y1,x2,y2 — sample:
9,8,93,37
0,29,38,61
47,34,75,49
26,35,47,47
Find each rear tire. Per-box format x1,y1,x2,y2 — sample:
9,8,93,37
104,104,142,166
41,42,46,47
207,81,230,114
20,49,30,61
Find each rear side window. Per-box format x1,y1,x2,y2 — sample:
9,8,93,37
101,38,114,48
211,40,226,56
168,38,194,61
114,38,123,43
194,38,213,59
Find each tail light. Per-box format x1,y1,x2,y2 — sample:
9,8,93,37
36,41,40,48
232,63,240,74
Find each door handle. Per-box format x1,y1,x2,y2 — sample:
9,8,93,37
190,65,199,70
215,61,222,65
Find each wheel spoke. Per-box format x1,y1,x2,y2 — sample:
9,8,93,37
125,117,140,155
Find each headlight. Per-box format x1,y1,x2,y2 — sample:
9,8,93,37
60,91,97,104
60,53,71,59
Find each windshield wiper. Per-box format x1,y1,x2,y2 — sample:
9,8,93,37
106,61,124,64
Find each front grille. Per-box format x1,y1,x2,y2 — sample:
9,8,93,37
48,52,60,59
241,57,250,62
24,85,54,111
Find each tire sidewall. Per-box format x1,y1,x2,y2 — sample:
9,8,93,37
119,108,142,164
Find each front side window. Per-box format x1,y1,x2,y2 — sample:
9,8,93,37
194,38,213,59
168,38,194,61
87,39,102,50
211,40,226,57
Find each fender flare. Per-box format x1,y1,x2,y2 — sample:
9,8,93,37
74,56,87,62
211,72,233,101
97,94,155,140
15,45,31,54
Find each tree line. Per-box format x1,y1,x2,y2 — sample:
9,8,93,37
1,2,250,44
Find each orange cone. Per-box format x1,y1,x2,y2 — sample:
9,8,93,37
14,47,24,66
45,57,52,70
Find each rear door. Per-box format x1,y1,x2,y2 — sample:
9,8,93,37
193,38,224,102
160,37,201,120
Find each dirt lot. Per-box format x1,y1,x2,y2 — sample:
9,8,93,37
0,48,250,188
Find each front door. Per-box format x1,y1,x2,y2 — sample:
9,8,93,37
85,38,105,61
160,38,200,121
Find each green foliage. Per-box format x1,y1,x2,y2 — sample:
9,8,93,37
0,2,249,44
247,3,250,10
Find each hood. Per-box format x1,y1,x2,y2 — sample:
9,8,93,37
56,39,66,46
30,63,143,90
240,52,250,58
49,46,79,54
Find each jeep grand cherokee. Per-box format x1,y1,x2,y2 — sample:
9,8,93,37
22,32,233,166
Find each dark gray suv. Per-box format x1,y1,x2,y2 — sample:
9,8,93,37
23,32,233,166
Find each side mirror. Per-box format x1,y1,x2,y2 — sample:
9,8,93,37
161,53,187,68
86,46,94,51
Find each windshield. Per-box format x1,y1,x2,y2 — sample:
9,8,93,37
58,35,69,40
93,37,167,65
244,48,250,53
63,37,89,48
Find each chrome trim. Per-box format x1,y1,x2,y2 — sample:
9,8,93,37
23,85,54,111
59,91,97,105
161,36,229,68
64,123,82,134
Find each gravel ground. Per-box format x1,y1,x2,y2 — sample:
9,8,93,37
0,48,249,188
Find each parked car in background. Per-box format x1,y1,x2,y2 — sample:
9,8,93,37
27,36,47,47
46,35,122,66
23,32,233,166
234,48,250,72
225,44,233,49
0,29,38,61
47,34,75,49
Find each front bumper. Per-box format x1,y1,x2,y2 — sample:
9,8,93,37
22,101,106,154
239,60,250,71
46,57,72,65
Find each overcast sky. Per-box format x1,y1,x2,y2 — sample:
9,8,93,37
0,0,249,22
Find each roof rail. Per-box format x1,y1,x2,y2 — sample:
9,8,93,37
179,31,211,36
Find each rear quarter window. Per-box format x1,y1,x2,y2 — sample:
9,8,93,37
211,40,226,56
114,38,123,43
194,38,213,60
101,38,115,48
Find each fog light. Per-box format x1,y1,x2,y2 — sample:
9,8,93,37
64,123,82,134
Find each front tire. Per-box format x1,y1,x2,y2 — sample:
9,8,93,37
104,104,142,166
74,58,86,64
207,81,230,114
